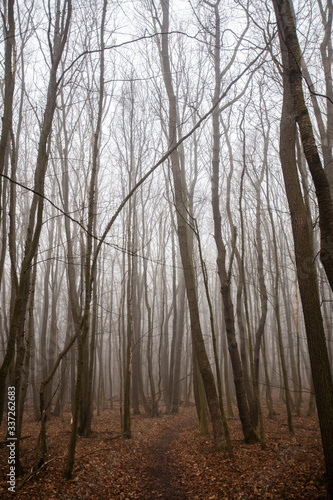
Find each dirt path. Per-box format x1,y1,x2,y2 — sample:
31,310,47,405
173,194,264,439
140,423,188,499
113,408,196,499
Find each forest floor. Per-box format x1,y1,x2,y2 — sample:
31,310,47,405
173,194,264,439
0,401,328,499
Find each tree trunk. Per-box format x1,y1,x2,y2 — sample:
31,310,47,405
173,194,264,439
273,4,333,478
266,187,294,433
0,0,15,180
273,0,333,291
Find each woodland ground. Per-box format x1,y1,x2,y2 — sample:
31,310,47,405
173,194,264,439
0,400,327,499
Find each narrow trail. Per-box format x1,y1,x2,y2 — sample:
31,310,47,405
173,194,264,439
114,408,196,499
140,422,188,499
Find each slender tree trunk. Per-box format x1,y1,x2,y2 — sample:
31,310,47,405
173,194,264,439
123,274,132,437
53,303,72,417
168,228,178,414
238,155,257,426
253,177,268,429
39,224,54,417
266,185,294,433
195,220,233,456
262,334,275,418
171,276,185,413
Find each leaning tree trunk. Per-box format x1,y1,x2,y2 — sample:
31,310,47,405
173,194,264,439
273,2,333,482
272,0,333,291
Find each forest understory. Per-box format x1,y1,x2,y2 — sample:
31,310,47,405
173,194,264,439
0,397,327,499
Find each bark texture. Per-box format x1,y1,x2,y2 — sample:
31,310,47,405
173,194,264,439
273,0,333,481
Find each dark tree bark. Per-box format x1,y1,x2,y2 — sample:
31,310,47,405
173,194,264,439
273,0,333,482
272,0,333,291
